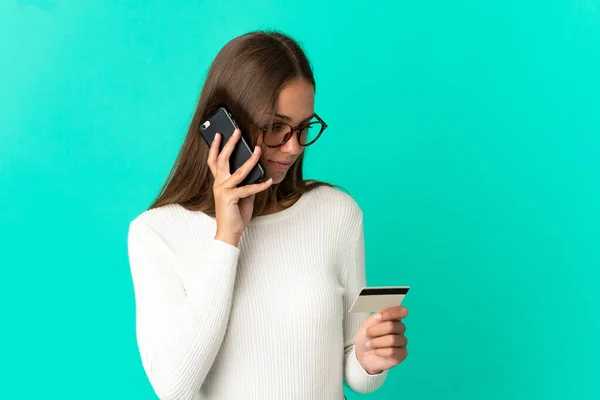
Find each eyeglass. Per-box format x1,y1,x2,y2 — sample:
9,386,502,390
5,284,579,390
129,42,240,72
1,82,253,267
259,113,328,148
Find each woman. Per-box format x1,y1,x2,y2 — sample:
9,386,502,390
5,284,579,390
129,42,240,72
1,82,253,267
127,30,408,400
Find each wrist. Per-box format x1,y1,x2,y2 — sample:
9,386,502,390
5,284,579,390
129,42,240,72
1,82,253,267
214,231,241,247
358,357,383,375
365,368,384,375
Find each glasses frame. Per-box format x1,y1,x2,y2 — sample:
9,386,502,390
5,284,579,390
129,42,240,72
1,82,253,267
260,113,328,148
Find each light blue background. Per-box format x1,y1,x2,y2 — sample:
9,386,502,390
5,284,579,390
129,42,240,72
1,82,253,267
1,1,599,399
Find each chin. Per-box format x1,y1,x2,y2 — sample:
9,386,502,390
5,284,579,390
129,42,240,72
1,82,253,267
267,170,287,185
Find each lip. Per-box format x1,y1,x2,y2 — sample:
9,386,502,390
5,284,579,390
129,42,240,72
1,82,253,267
269,160,292,170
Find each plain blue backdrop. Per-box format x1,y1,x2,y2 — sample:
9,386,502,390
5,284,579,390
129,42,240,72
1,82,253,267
1,1,599,399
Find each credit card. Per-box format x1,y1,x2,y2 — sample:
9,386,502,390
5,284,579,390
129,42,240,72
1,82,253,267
349,286,410,313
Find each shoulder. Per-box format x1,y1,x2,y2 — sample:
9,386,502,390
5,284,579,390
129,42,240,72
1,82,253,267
129,203,179,231
128,203,214,244
309,184,361,212
303,185,364,257
306,184,363,226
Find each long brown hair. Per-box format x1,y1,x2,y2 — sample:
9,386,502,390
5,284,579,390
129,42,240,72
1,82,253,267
148,30,335,217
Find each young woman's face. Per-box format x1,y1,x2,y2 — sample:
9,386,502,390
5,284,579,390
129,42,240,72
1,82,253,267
258,78,315,184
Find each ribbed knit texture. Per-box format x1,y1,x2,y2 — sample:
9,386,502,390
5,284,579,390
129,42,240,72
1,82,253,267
127,185,388,400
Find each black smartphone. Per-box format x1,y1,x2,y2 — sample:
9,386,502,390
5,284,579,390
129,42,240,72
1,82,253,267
199,106,265,186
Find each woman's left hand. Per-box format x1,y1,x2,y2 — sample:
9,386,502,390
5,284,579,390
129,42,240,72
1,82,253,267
353,306,408,375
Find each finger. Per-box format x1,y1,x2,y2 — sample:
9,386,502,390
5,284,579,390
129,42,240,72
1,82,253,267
365,334,407,350
380,306,408,322
365,320,406,338
233,177,273,199
207,133,221,177
224,145,262,188
217,129,242,174
362,312,384,329
371,346,408,361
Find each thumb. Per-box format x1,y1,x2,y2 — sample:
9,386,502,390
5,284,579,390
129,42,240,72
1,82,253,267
245,193,256,208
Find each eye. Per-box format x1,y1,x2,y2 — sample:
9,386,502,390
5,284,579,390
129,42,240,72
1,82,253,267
271,123,287,133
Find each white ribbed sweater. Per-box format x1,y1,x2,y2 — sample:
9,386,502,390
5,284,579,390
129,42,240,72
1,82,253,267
127,185,388,400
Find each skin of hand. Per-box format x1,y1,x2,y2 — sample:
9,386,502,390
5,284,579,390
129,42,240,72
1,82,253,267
353,306,409,375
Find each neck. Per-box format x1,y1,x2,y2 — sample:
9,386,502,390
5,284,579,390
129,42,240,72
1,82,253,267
257,193,300,216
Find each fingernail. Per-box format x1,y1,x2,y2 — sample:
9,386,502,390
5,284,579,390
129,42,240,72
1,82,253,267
374,313,382,322
361,328,368,336
365,341,371,349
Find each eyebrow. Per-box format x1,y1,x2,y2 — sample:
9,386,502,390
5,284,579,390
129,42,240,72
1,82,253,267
274,113,315,124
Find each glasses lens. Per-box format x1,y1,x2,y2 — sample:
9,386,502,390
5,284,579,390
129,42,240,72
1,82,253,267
263,119,324,147
300,120,324,145
264,122,291,147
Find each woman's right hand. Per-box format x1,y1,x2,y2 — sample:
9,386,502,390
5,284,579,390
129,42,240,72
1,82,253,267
207,129,273,247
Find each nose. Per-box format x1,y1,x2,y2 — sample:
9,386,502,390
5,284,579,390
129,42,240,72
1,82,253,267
280,130,302,155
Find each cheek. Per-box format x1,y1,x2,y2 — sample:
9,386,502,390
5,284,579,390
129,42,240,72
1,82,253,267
260,147,273,163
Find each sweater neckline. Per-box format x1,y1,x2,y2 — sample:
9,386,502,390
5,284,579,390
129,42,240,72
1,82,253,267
249,187,314,225
181,186,319,226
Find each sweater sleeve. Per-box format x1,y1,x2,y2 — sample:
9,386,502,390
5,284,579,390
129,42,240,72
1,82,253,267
127,219,240,400
342,211,389,394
